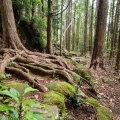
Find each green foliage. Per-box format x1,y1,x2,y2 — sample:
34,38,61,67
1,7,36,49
103,77,113,83
0,87,45,120
70,87,87,107
31,16,47,49
4,81,29,95
46,81,75,97
12,0,47,51
65,58,73,64
0,73,6,80
90,80,98,87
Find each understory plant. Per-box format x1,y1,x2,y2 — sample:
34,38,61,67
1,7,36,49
71,86,87,107
0,87,46,120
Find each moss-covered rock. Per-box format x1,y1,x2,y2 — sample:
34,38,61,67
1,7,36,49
87,97,101,107
43,91,66,113
31,105,59,120
3,81,29,95
97,106,112,120
74,64,92,81
46,81,75,98
71,72,82,84
0,73,6,80
87,97,112,120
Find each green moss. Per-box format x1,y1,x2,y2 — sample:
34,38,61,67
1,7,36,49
103,78,113,83
74,64,92,81
69,51,77,56
97,106,112,120
88,97,112,120
46,81,75,98
72,72,82,84
3,81,29,95
65,59,73,64
0,73,6,80
0,84,8,91
43,91,66,114
87,97,101,107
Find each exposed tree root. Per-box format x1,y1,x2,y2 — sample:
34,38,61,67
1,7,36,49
0,48,76,91
0,48,97,99
6,67,47,92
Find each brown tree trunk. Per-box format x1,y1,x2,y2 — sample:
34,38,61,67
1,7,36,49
90,0,108,69
83,0,89,56
60,0,63,55
46,0,53,54
115,29,120,72
0,0,25,50
109,0,116,59
89,0,94,55
109,0,120,59
66,2,71,52
72,1,77,51
106,2,112,50
41,0,44,18
66,10,68,51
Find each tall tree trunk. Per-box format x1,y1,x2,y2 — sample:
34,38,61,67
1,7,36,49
109,0,116,59
89,0,94,55
31,0,36,17
83,0,89,55
46,0,53,54
115,29,120,72
66,2,71,52
0,0,25,50
90,0,108,69
110,0,120,59
41,0,44,18
60,0,63,55
106,2,112,50
72,0,77,51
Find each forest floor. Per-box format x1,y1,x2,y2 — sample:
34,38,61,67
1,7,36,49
87,57,120,120
65,57,120,120
2,55,120,120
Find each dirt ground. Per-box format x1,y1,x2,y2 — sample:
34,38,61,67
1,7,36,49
87,58,120,120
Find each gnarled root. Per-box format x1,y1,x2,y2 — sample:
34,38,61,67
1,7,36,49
0,48,75,91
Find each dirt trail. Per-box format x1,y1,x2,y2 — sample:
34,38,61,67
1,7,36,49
87,61,120,120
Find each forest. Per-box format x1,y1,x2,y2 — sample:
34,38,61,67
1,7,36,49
0,0,119,120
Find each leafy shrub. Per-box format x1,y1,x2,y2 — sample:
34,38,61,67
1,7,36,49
0,87,45,120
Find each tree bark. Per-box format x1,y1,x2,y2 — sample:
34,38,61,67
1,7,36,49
109,0,120,59
0,0,25,50
41,0,44,18
72,0,77,51
90,0,108,69
83,0,89,56
89,0,94,55
46,0,53,54
115,29,120,72
109,0,116,59
60,0,63,55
